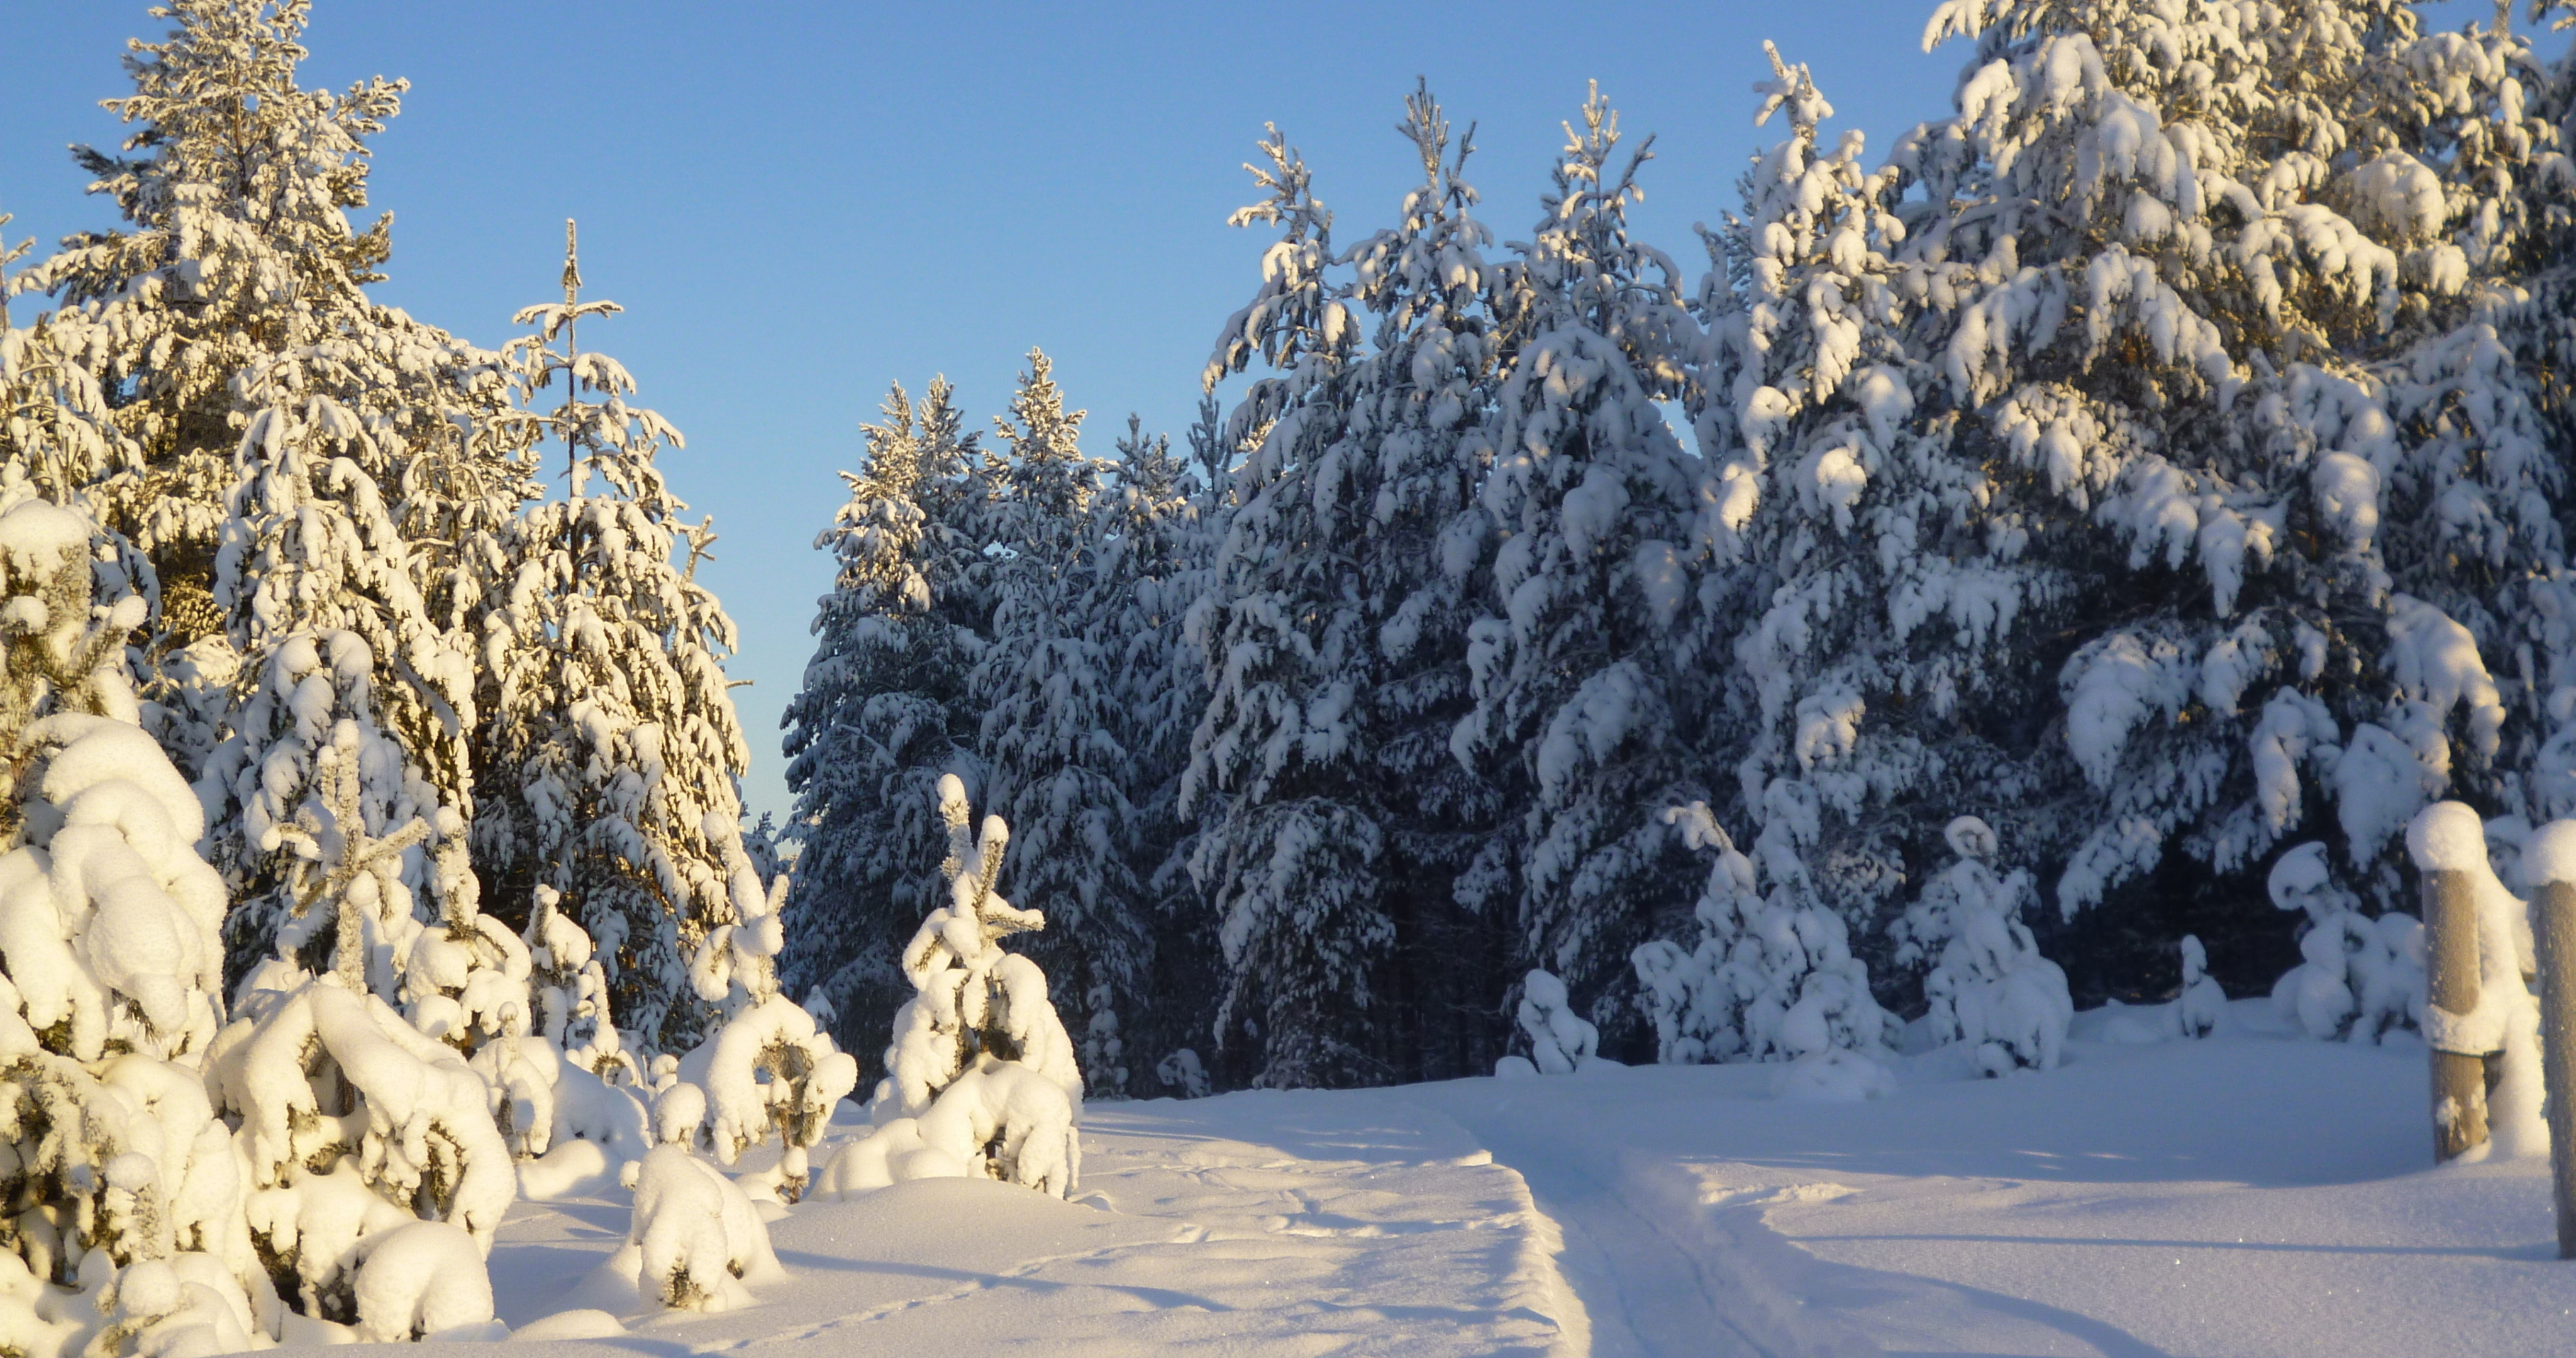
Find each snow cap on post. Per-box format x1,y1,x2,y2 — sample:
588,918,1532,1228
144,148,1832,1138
2523,820,2576,890
2406,800,2489,875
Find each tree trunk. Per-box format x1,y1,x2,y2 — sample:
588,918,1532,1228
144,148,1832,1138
2533,879,2576,1257
2425,867,2488,1162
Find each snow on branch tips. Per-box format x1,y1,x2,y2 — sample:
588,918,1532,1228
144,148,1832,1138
816,774,1082,1200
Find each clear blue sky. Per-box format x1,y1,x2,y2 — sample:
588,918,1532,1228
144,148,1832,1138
0,1,2509,820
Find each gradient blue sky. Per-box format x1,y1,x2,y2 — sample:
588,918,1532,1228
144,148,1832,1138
0,1,2516,820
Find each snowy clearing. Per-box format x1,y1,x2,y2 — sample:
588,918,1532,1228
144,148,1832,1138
269,999,2571,1358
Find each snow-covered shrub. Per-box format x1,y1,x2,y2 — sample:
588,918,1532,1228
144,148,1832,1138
1513,971,1598,1074
0,499,280,1352
598,1144,782,1313
1891,817,2072,1076
399,864,556,1161
2170,936,2224,1039
84,1250,274,1357
819,776,1080,1198
1155,1049,1209,1098
2265,843,2424,1044
209,977,515,1322
204,732,514,1328
348,1221,497,1342
666,819,857,1203
525,885,635,1083
1772,1049,1896,1102
2407,802,2546,1161
508,886,657,1201
1631,804,1888,1066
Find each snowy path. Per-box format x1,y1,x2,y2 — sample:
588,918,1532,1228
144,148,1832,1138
409,1090,1589,1358
275,1005,2576,1357
1404,1002,2576,1358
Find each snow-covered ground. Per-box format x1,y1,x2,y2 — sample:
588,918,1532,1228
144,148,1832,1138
313,1000,2574,1358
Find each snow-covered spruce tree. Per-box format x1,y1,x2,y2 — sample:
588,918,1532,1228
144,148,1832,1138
817,775,1081,1197
2494,9,2576,827
1111,399,1236,1093
1691,44,2068,1006
475,228,755,1056
1886,1,2567,964
1450,84,1706,1018
780,377,996,1057
1629,801,1889,1066
972,351,1152,1097
670,828,857,1203
0,497,281,1358
1888,815,2072,1074
1089,411,1233,1093
1184,90,1513,1087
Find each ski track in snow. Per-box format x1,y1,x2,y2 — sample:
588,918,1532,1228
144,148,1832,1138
267,1002,2576,1357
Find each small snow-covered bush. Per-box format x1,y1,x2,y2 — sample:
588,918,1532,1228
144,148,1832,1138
1155,1048,1209,1098
665,819,857,1202
1631,805,1887,1065
1512,970,1597,1074
2265,842,2424,1044
526,886,634,1082
212,979,516,1320
349,1221,496,1342
1892,817,2072,1076
819,776,1081,1198
402,862,557,1161
2171,936,2224,1039
601,1144,782,1312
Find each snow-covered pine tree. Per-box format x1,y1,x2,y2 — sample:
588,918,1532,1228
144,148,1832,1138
1451,84,1706,1024
672,827,857,1203
1687,43,2060,1013
196,317,505,988
475,226,755,1055
1,214,136,507
1890,0,2564,958
2479,6,2576,827
781,378,996,1056
24,0,519,810
817,775,1082,1198
972,351,1147,1096
18,2,530,999
1185,89,1512,1086
1889,815,2072,1073
28,0,401,624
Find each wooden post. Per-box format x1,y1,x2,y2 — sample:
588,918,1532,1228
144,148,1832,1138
2534,878,2576,1259
2425,867,2489,1162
